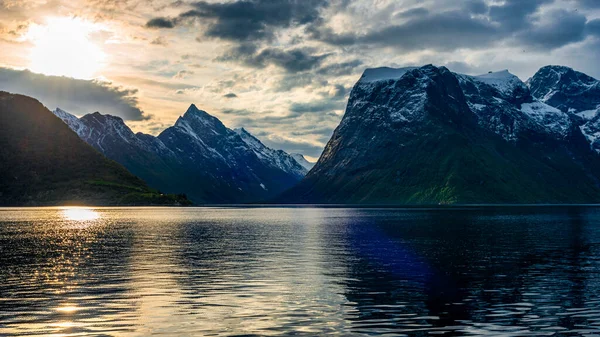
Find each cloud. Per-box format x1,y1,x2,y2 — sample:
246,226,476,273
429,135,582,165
316,59,363,77
218,45,330,72
488,0,553,31
151,36,168,45
310,10,499,51
146,17,175,28
465,0,488,15
289,99,345,114
256,132,331,158
587,19,600,37
516,9,587,49
309,0,580,52
574,0,600,8
147,0,329,42
222,108,253,115
395,7,429,18
0,67,149,120
173,70,194,79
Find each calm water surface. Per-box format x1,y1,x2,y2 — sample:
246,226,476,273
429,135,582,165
1,206,600,336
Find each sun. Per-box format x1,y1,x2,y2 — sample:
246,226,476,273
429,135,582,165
25,17,106,79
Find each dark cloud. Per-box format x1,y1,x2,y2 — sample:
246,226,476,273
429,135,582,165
316,60,363,77
0,68,148,120
465,0,488,15
218,45,330,72
394,7,429,18
362,11,498,50
222,108,255,116
587,19,600,37
309,0,590,52
310,10,498,51
517,9,587,49
146,17,175,28
289,99,345,114
328,84,347,99
147,0,328,42
223,93,238,98
488,0,553,31
574,0,600,8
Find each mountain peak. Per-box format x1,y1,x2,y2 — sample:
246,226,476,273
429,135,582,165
528,65,599,114
359,66,418,84
179,104,220,123
291,153,315,171
471,69,526,97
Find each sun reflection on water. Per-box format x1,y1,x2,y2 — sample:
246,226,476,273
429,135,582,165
56,306,79,313
61,208,100,221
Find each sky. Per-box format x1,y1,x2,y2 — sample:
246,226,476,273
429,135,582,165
0,0,599,160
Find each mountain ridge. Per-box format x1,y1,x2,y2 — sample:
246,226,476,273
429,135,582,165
53,104,308,203
279,64,600,204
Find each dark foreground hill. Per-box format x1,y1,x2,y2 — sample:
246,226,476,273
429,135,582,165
279,65,600,204
0,92,190,206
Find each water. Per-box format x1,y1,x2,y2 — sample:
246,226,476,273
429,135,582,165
1,206,600,336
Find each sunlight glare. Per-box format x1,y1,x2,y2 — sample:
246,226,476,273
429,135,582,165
62,208,100,222
56,306,79,313
25,17,106,79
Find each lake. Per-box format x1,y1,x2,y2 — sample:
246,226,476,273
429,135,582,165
1,206,600,336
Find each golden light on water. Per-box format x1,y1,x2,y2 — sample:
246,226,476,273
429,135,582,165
56,306,79,313
24,17,106,79
61,208,100,221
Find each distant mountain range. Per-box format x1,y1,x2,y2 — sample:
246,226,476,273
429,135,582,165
53,104,311,203
0,92,190,206
281,65,600,204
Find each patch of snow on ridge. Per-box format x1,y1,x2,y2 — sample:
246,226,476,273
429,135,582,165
473,70,523,96
390,91,427,123
53,108,88,138
521,102,571,137
291,153,315,171
577,109,599,121
359,67,417,83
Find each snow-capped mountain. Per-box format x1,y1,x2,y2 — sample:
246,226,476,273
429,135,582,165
234,128,307,179
528,65,600,152
53,104,308,203
290,153,315,171
280,65,600,204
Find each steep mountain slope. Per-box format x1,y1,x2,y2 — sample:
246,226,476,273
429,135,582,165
54,105,307,203
0,92,189,206
528,66,600,152
280,65,600,204
528,65,600,115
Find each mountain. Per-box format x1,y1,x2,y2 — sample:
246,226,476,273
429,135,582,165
0,92,190,206
280,65,600,204
53,104,308,203
528,65,600,152
290,153,315,171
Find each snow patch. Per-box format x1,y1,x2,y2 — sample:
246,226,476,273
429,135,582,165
472,70,524,96
577,109,598,121
521,102,571,137
359,67,417,84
